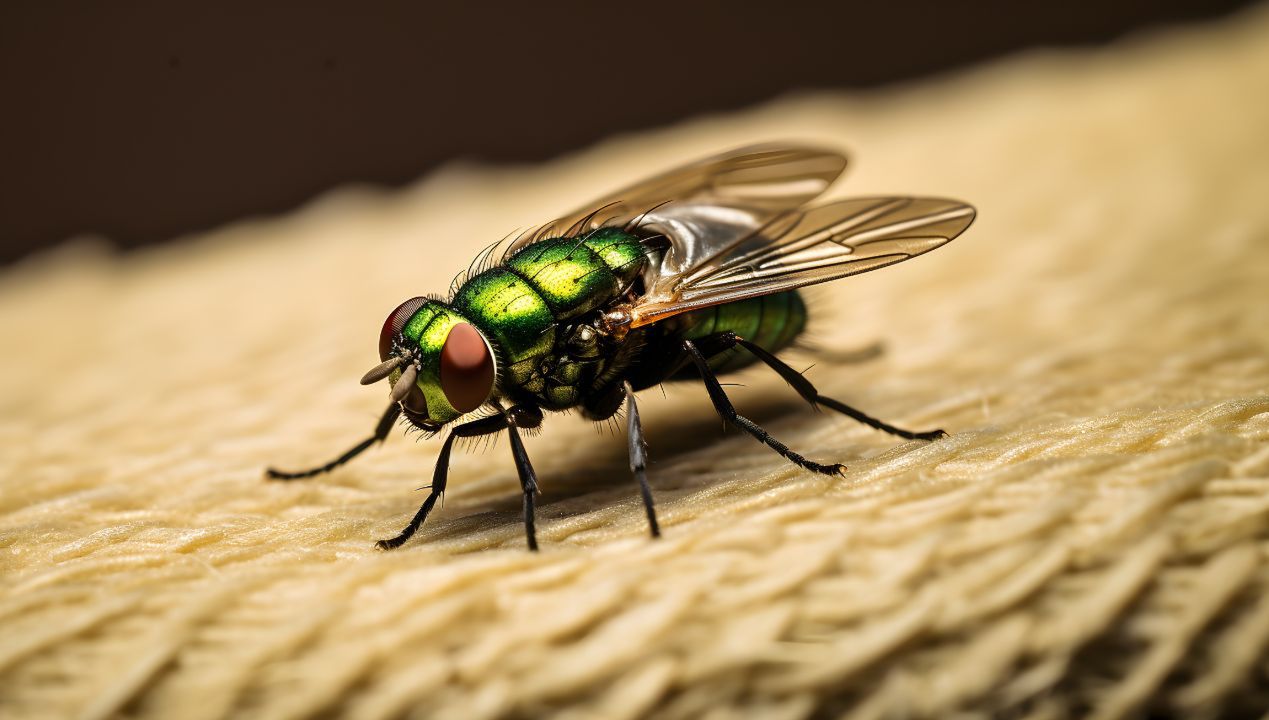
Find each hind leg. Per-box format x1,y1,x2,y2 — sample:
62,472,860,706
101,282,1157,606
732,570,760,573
683,339,845,475
729,333,947,441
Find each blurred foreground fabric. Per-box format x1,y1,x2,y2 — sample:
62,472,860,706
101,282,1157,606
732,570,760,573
3,8,1269,719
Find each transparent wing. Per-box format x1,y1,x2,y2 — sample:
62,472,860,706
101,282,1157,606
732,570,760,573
630,196,976,327
505,144,848,255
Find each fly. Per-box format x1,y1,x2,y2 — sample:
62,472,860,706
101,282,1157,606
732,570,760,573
267,144,976,551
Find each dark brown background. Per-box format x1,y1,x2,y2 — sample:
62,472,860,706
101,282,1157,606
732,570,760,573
0,1,1249,264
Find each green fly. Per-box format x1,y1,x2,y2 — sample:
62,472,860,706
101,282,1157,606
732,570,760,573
267,145,975,550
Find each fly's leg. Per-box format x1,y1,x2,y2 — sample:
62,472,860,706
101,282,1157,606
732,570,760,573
659,332,744,378
731,335,947,441
682,339,845,476
623,382,660,538
505,405,543,551
376,414,507,550
266,403,403,480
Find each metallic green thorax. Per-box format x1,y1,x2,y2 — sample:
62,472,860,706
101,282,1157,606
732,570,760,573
396,228,645,422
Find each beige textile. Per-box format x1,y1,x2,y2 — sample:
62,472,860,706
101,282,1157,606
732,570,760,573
3,8,1269,719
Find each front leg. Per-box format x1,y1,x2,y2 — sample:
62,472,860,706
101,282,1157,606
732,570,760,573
504,405,544,551
267,402,402,480
376,413,507,550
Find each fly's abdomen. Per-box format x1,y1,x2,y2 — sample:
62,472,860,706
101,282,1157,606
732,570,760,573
678,291,807,374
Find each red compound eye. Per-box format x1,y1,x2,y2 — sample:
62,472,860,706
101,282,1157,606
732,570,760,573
379,297,427,360
439,323,494,413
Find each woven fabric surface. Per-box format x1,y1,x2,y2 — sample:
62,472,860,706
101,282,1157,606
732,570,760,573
3,9,1269,720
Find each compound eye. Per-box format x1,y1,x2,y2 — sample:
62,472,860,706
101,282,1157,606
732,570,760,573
440,323,494,413
380,297,427,360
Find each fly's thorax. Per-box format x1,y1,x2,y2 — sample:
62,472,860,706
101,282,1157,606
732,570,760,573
503,229,646,320
577,227,646,288
451,269,556,388
447,228,646,396
506,239,615,319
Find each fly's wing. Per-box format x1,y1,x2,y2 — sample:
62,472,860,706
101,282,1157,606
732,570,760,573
504,144,848,255
629,196,976,328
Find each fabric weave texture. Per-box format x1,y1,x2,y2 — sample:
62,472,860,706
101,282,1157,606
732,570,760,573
3,8,1269,719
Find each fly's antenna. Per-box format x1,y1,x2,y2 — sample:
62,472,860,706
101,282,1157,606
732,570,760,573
390,362,420,403
360,355,405,385
361,348,415,386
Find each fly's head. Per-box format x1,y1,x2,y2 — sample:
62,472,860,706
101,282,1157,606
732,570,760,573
362,297,497,433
